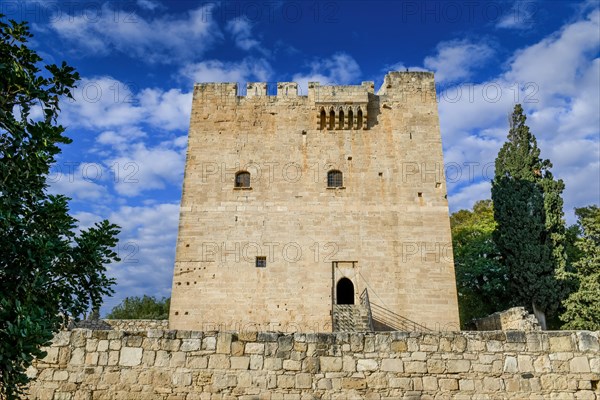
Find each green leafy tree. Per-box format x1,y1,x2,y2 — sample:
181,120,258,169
451,200,510,327
491,104,569,329
106,296,171,320
561,206,600,330
565,223,584,267
0,16,120,399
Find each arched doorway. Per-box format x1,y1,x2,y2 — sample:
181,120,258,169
336,278,355,305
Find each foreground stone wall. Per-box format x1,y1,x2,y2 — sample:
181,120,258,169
27,329,599,399
103,319,169,331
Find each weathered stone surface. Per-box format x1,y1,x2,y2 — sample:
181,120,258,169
208,354,230,369
295,373,312,389
427,359,445,374
549,335,574,352
380,359,403,372
249,354,263,370
357,359,378,372
473,307,541,331
180,339,200,352
119,347,142,366
422,376,438,391
102,320,169,331
202,336,216,351
446,359,470,373
245,343,265,354
70,348,85,366
27,329,600,399
283,359,301,371
169,73,460,333
439,378,459,391
577,332,599,352
319,357,342,372
342,378,367,390
503,356,518,373
231,341,245,356
570,356,590,373
230,356,250,370
216,333,232,354
404,361,427,373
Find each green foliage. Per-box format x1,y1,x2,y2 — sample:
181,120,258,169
491,104,569,326
106,296,170,320
0,16,120,399
561,206,600,330
451,200,510,328
565,223,584,267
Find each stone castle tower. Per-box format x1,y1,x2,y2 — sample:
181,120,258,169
169,71,460,332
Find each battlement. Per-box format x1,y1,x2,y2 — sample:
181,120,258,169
378,71,436,98
192,71,435,102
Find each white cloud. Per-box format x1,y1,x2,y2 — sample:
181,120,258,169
139,89,193,131
54,75,191,199
504,10,599,103
60,77,144,129
72,211,106,234
61,77,192,132
424,39,495,84
180,58,272,84
101,202,180,315
448,181,492,213
96,127,147,150
496,0,538,30
225,17,262,52
103,140,186,197
439,9,600,224
292,52,361,94
47,163,110,202
136,0,163,11
50,3,221,63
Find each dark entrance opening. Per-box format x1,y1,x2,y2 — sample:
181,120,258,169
336,278,355,305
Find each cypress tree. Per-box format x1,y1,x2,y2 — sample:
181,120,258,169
491,104,568,329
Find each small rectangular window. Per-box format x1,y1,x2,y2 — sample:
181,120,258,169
235,172,250,188
256,256,266,268
327,170,343,187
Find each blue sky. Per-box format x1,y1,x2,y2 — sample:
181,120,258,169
5,0,599,315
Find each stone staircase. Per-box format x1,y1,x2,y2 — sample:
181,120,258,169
332,304,373,332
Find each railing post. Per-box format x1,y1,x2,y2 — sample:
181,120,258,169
360,289,374,332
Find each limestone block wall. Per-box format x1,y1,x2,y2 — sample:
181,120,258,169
103,319,170,331
26,329,600,399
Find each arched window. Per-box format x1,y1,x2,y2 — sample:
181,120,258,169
338,109,344,129
235,171,250,188
357,108,363,129
336,278,354,305
320,109,326,130
329,109,335,130
327,170,343,187
347,109,354,130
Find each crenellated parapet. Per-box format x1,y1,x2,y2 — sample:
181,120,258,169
192,71,436,111
378,71,437,102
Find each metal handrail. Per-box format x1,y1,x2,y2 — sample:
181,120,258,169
356,271,431,332
369,302,431,331
359,288,374,332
